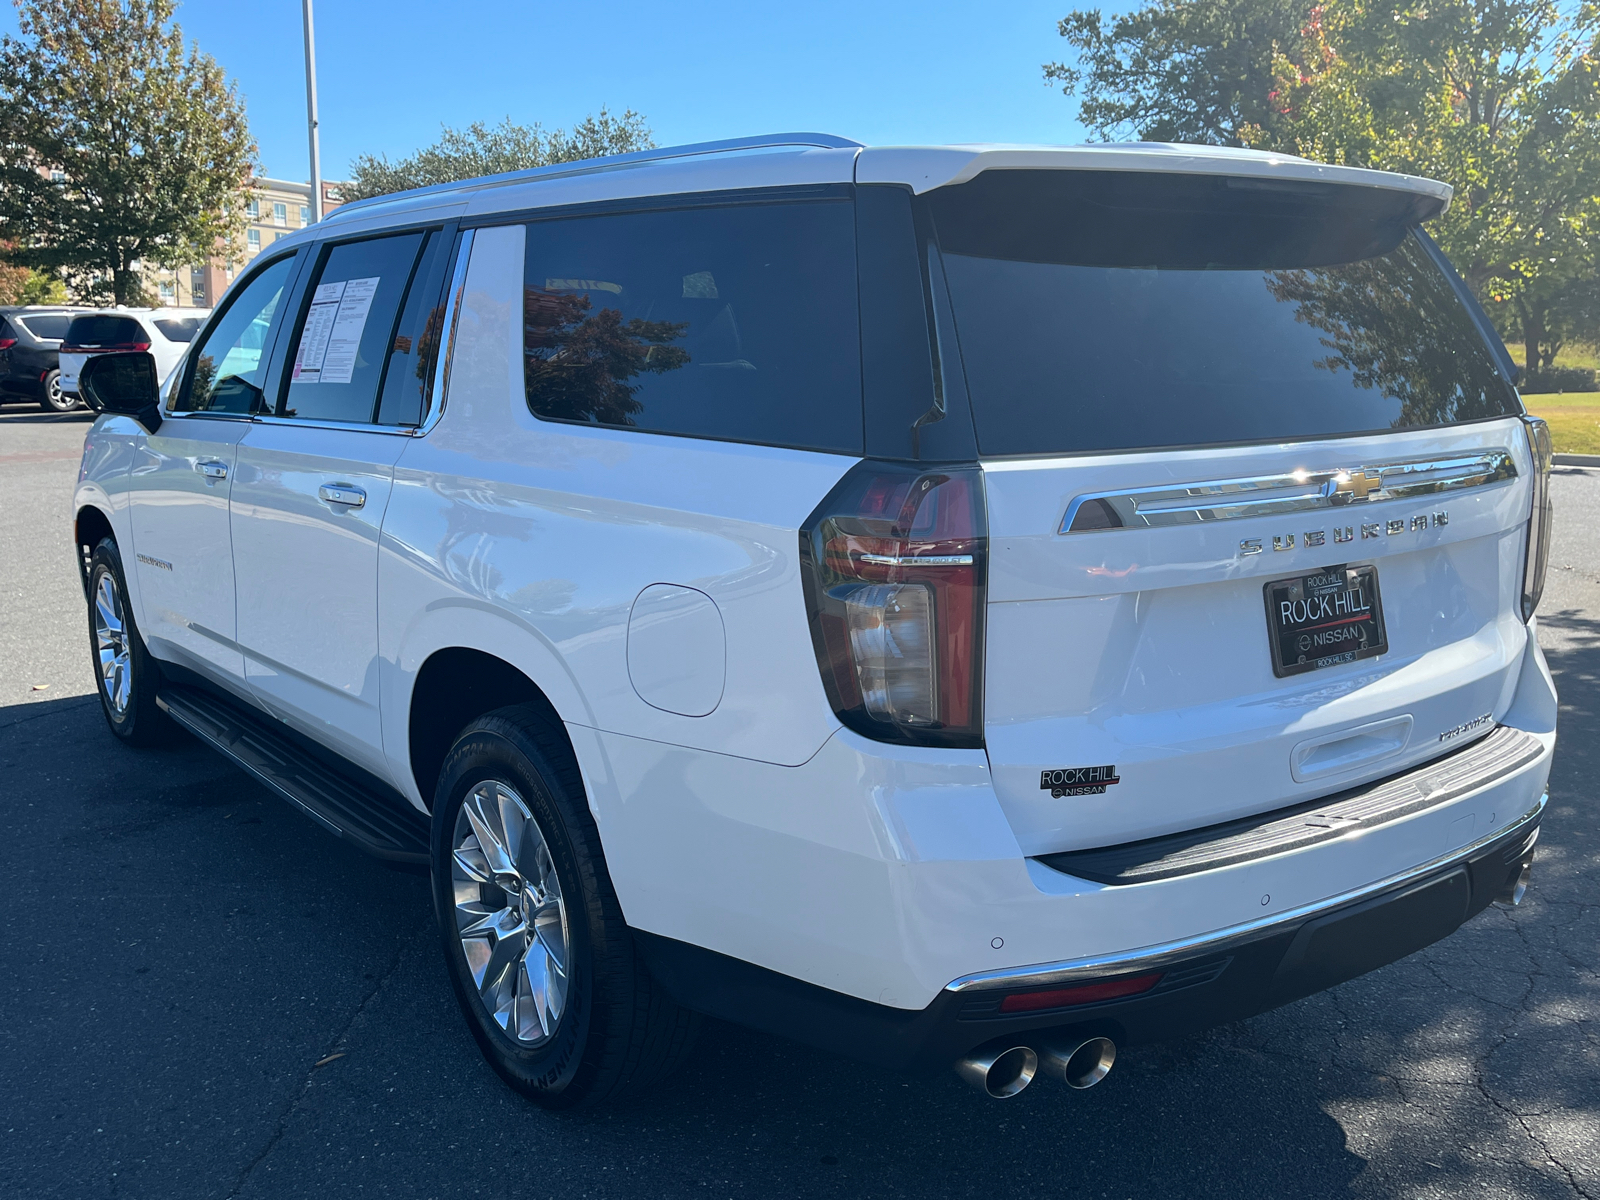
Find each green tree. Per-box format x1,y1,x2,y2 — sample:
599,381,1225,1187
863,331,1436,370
0,0,256,305
1046,0,1600,371
1262,0,1600,373
1045,0,1308,144
345,108,655,201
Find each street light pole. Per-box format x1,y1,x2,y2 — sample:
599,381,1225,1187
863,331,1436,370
301,0,323,222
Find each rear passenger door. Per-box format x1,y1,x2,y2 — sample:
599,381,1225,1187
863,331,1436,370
230,226,453,774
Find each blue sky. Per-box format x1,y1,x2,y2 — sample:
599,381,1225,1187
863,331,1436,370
3,0,1114,182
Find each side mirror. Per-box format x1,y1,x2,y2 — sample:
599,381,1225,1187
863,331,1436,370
80,351,161,431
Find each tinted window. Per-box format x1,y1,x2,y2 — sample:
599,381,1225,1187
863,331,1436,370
281,232,425,423
65,314,145,348
152,317,202,342
929,171,1520,457
18,314,70,340
522,200,861,453
178,256,296,414
375,230,449,426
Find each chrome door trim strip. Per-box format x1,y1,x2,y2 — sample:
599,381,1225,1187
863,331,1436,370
944,792,1545,994
1060,449,1517,533
414,228,474,438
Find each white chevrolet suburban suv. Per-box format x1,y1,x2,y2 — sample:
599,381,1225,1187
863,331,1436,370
71,134,1558,1106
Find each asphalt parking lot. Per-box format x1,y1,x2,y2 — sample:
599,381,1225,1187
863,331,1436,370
2,406,1596,1200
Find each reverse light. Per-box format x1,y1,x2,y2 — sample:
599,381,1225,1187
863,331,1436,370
1521,417,1553,620
799,462,986,747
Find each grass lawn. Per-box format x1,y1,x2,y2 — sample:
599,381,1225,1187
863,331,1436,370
1522,392,1600,455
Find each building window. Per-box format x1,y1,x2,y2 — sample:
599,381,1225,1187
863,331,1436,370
49,169,65,182
300,205,310,225
273,202,287,226
158,280,176,302
246,198,259,219
247,228,261,254
190,267,207,305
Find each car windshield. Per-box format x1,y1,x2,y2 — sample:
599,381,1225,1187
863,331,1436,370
928,170,1521,457
152,317,203,343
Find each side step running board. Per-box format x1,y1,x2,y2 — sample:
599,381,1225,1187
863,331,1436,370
157,684,431,865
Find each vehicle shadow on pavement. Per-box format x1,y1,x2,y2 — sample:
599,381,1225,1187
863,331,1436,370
2,614,1595,1200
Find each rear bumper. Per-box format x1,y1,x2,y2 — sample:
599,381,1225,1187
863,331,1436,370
637,798,1543,1071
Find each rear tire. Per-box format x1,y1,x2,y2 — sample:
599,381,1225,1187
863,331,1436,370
86,538,175,746
431,705,698,1108
39,370,76,412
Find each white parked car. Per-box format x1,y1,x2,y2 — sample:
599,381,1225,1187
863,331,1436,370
59,306,208,398
70,134,1557,1107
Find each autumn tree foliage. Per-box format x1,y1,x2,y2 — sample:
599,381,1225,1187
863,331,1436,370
0,0,256,305
1047,0,1600,370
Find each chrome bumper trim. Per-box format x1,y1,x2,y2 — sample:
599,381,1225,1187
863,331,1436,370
945,793,1546,994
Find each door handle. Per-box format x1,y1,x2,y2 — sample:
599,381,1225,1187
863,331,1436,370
318,483,366,508
195,460,228,480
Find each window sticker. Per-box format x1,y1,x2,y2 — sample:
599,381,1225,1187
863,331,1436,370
292,276,379,384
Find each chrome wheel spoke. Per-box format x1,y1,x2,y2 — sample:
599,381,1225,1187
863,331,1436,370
461,786,517,881
91,572,132,715
451,779,568,1047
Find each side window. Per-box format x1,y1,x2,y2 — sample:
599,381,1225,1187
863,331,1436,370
521,199,862,453
375,230,450,426
280,232,426,423
177,255,296,414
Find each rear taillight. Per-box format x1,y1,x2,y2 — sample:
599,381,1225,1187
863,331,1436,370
799,461,986,747
0,337,15,350
1522,416,1554,620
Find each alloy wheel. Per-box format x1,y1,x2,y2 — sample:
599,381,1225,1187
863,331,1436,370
451,780,570,1045
93,571,131,714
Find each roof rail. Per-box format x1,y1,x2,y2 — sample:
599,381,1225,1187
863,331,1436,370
325,132,864,221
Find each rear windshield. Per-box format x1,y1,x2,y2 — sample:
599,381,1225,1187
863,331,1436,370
928,170,1521,457
64,314,146,348
152,317,202,342
17,314,70,340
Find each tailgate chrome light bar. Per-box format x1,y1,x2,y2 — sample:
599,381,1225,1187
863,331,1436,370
1061,449,1517,533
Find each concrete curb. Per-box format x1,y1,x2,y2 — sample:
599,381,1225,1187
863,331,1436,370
1554,453,1600,467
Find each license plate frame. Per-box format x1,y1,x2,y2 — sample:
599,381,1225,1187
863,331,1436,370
1263,563,1387,678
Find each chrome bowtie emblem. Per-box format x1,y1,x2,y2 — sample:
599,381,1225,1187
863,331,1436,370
1324,470,1384,504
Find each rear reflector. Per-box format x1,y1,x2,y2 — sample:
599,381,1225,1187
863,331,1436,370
997,972,1162,1013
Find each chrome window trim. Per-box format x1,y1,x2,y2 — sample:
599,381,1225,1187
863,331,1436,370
413,229,473,438
1059,449,1518,534
944,792,1544,994
243,413,418,436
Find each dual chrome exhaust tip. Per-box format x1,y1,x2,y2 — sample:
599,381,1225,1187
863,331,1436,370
955,1036,1117,1098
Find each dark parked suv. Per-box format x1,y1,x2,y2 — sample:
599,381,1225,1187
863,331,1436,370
0,307,80,411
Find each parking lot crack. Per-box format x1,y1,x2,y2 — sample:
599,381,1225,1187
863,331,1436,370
222,926,419,1198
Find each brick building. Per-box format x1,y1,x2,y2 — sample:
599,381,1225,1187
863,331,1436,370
149,176,346,308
